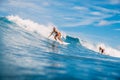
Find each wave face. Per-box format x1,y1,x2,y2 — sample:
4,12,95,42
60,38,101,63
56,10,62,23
0,15,120,80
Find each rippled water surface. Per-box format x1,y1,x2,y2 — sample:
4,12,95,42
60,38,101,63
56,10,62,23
0,17,120,80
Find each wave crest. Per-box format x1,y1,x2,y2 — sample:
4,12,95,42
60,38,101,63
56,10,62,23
7,15,52,38
6,15,120,58
81,40,120,57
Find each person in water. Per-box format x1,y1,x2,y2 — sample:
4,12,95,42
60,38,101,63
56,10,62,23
99,47,105,54
48,27,63,43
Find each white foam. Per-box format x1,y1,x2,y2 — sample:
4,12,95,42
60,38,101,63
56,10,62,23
7,15,53,38
80,40,120,57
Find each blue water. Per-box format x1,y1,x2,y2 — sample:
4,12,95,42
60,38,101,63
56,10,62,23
0,17,120,80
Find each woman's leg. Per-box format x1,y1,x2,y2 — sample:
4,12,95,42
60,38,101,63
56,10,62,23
54,35,57,40
58,33,63,42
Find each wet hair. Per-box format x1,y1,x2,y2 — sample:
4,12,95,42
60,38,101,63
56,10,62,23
53,27,56,31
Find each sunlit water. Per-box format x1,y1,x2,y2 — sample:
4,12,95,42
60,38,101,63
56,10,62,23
0,17,120,80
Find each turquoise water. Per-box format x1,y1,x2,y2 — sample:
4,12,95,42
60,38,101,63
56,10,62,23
0,17,120,80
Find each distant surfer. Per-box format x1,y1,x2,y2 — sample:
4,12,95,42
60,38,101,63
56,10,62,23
99,47,105,54
48,27,63,43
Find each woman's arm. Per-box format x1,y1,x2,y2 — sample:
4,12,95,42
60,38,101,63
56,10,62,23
48,31,54,38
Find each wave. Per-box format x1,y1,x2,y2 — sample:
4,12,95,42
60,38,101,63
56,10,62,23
80,40,120,57
4,15,120,58
65,36,80,45
6,15,53,38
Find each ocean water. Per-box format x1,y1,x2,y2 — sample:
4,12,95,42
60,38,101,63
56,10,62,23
0,16,120,80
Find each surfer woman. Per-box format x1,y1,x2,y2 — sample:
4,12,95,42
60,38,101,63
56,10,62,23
48,27,63,43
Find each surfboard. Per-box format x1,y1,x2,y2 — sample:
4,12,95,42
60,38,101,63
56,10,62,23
48,37,69,45
58,41,69,45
